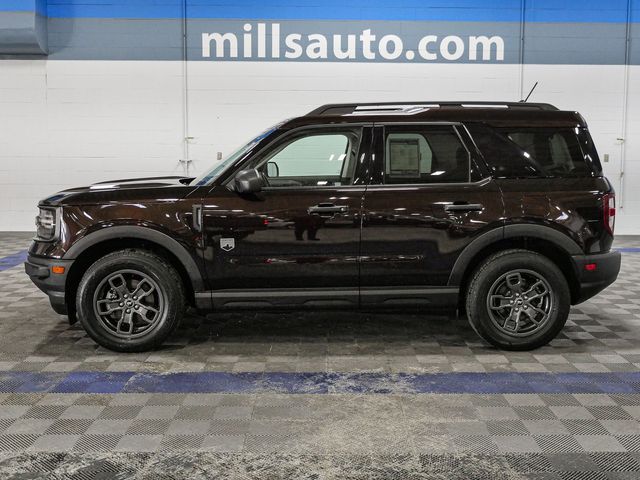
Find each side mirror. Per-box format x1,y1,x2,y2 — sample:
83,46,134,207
234,169,264,194
266,162,279,178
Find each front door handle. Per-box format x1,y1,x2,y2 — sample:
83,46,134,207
444,203,484,212
308,203,348,217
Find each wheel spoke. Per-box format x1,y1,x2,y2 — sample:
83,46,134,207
523,280,544,296
131,278,155,300
523,307,541,324
502,309,513,329
501,306,521,332
527,305,548,319
135,304,159,324
115,310,135,335
527,290,548,302
489,294,512,311
510,307,521,332
108,274,130,299
524,280,548,302
505,272,524,294
96,299,123,316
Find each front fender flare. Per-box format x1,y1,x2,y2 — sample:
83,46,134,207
64,225,205,291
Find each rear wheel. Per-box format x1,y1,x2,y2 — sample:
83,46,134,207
465,249,570,350
76,249,185,352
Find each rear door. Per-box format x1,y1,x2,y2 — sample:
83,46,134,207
359,123,503,306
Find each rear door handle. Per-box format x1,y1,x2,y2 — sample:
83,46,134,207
444,203,484,212
308,204,348,217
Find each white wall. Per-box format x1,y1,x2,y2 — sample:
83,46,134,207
0,60,637,232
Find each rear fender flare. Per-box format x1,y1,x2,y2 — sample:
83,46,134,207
448,224,582,286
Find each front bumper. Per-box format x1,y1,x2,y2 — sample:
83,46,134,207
571,250,621,304
24,255,74,315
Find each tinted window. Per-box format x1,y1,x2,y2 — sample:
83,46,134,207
384,125,470,184
466,124,546,178
254,128,361,188
576,127,603,175
500,128,591,177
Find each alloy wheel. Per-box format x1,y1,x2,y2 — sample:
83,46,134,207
93,269,166,339
486,269,554,337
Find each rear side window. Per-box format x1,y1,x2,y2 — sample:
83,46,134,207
467,124,595,178
499,128,591,177
383,125,472,184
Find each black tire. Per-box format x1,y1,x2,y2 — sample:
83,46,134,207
76,249,185,352
465,249,570,351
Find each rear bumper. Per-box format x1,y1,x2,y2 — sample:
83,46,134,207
24,255,74,315
571,250,621,304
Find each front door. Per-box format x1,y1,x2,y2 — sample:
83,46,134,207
201,125,371,308
359,123,502,306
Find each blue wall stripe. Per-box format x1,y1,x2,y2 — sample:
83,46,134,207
0,0,37,12
0,250,28,273
2,371,640,394
0,0,630,24
0,0,46,16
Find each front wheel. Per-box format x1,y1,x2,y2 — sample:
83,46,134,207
465,249,570,351
76,249,185,352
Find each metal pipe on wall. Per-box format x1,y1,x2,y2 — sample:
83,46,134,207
618,0,632,209
518,0,526,100
180,0,192,176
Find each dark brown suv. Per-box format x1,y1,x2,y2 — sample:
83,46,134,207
25,102,621,352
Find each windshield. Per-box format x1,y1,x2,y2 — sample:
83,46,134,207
192,126,279,186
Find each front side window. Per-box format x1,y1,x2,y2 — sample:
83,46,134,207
253,128,362,188
383,125,471,184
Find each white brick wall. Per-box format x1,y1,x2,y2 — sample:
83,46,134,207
0,60,638,232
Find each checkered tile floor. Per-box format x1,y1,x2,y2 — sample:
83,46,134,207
2,232,640,479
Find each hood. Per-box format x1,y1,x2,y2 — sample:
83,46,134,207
40,176,196,206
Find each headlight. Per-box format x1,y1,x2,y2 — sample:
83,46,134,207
35,207,58,241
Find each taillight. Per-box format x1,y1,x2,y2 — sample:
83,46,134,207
603,193,615,235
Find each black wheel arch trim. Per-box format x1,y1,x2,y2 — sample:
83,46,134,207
448,223,583,286
63,225,205,291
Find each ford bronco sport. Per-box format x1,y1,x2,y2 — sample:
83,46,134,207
25,102,621,352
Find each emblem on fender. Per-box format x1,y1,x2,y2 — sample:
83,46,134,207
220,238,235,251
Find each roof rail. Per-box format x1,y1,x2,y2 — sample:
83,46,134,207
306,101,559,116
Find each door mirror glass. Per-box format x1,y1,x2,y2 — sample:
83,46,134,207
234,169,264,194
266,161,280,178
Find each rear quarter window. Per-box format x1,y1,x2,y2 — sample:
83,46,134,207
499,128,591,177
467,124,597,178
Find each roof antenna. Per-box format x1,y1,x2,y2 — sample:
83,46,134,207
520,81,539,102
